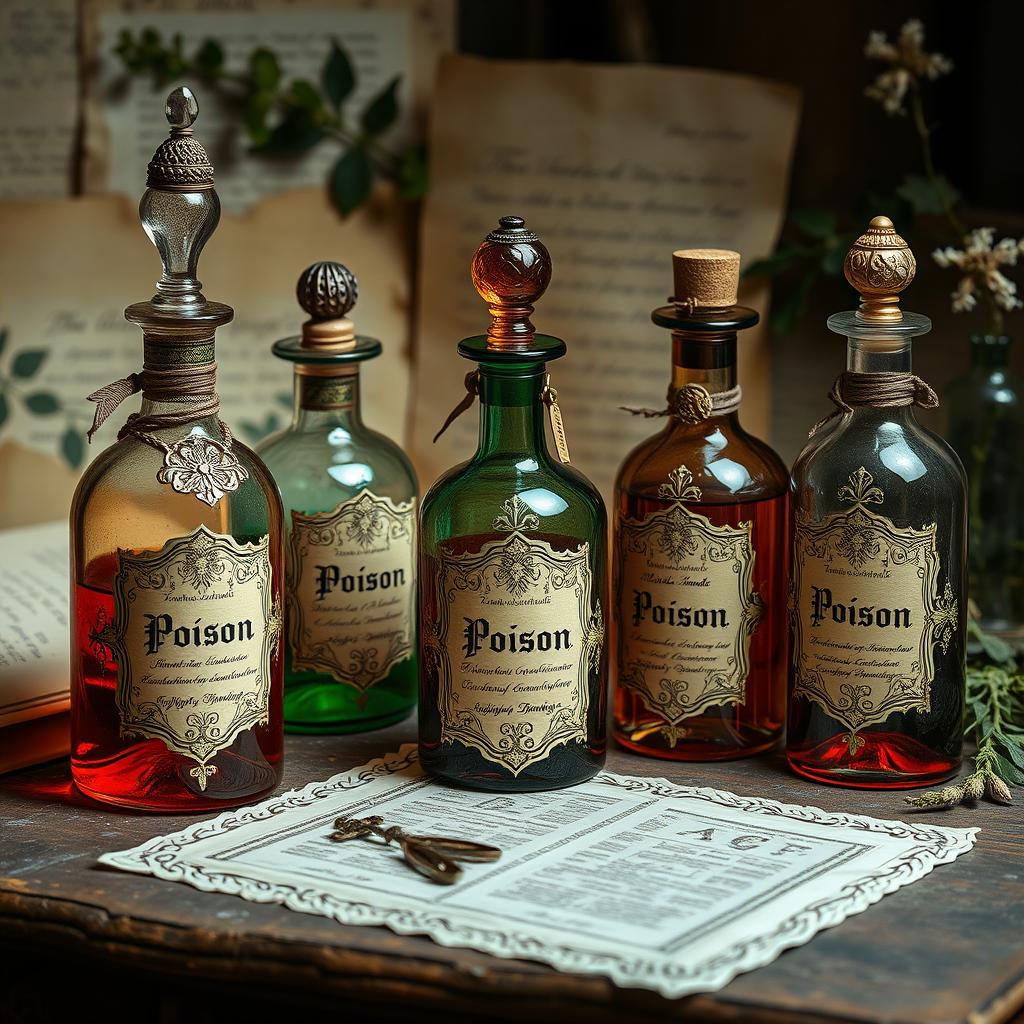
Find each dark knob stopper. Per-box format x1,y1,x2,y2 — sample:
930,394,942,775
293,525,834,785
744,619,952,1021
471,215,551,349
296,261,359,322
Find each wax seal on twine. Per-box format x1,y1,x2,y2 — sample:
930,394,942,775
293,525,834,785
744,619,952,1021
622,383,741,424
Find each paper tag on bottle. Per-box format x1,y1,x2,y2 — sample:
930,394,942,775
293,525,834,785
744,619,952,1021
287,490,416,691
111,527,280,788
425,496,603,776
617,465,762,743
791,467,958,749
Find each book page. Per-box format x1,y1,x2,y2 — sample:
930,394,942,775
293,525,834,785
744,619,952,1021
0,0,77,198
0,522,70,728
0,188,412,529
409,57,801,498
83,0,453,212
101,746,977,999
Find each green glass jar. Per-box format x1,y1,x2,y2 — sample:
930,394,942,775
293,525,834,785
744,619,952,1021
259,262,418,733
418,216,608,792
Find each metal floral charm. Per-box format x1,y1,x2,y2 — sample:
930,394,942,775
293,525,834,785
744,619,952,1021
157,434,249,507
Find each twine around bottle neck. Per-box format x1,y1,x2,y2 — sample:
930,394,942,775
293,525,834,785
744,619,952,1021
810,370,939,435
86,360,230,452
621,382,742,424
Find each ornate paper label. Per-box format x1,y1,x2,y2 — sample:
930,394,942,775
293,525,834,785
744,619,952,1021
287,489,415,692
425,495,604,776
617,466,762,744
791,467,958,751
112,526,281,789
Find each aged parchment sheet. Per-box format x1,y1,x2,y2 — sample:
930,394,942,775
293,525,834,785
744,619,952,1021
0,0,78,199
82,0,453,211
410,57,800,498
101,746,976,998
0,188,411,528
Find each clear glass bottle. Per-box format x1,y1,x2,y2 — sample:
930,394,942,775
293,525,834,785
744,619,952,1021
259,261,418,732
613,250,789,760
945,334,1024,637
418,216,607,792
70,88,285,811
788,217,966,788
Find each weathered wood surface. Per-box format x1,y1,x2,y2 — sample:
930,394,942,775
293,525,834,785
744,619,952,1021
1,725,1022,1024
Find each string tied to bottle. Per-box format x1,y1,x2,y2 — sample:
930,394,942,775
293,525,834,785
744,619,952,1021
809,370,939,435
621,382,743,424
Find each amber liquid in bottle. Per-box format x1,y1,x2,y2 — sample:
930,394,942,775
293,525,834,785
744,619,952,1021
613,331,789,760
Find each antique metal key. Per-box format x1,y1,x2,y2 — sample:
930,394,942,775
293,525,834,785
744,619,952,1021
327,815,502,885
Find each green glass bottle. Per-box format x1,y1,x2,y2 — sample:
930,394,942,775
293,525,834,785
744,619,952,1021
419,216,608,792
259,261,418,733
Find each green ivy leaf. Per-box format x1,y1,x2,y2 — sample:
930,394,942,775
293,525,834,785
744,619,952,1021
790,208,837,239
0,392,7,430
256,106,325,153
397,143,429,200
195,39,225,78
276,391,293,409
250,48,281,92
11,349,47,379
361,76,400,136
244,91,274,146
896,173,960,217
61,426,84,469
23,391,60,415
288,79,323,113
323,40,355,112
330,146,373,215
991,749,1024,786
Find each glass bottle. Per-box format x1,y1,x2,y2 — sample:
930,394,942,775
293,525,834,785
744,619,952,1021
258,261,418,732
945,335,1024,637
418,216,607,792
613,249,789,760
70,88,285,811
788,216,966,788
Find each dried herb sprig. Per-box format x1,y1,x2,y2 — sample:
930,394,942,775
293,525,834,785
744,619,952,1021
906,620,1024,810
111,30,428,215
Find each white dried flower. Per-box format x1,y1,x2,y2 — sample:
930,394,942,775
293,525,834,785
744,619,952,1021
865,19,952,114
933,228,1024,316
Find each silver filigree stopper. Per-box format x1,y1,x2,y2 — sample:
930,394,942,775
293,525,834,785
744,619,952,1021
147,86,214,192
296,262,359,322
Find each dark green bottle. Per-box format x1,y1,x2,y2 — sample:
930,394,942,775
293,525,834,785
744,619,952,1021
418,216,608,791
259,261,418,733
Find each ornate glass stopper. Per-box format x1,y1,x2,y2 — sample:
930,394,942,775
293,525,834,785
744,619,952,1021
844,215,916,324
671,249,740,312
471,215,552,349
137,87,223,316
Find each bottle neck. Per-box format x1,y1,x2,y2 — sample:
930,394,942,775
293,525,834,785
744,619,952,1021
291,371,364,432
846,334,912,373
970,334,1012,371
476,363,549,459
137,336,221,431
666,331,739,431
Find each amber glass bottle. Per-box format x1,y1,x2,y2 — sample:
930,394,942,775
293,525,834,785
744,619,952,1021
613,250,788,760
70,89,285,811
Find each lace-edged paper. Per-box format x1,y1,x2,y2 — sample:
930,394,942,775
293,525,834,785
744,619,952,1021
99,746,977,999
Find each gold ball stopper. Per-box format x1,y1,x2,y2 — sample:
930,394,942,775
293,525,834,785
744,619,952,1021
296,261,357,350
672,249,740,311
843,215,916,324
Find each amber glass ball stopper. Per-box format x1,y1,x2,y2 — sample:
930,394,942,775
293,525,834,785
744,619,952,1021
471,216,552,350
844,215,916,324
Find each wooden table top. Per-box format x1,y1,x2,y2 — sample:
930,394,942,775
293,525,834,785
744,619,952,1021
1,724,1021,1024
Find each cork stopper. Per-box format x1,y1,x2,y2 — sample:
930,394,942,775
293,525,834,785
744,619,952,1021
297,261,358,350
672,249,740,311
471,215,552,350
146,87,214,192
844,215,916,324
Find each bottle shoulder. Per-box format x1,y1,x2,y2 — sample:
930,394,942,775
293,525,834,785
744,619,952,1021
617,417,788,502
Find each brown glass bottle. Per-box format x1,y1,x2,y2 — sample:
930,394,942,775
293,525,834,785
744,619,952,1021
612,250,788,761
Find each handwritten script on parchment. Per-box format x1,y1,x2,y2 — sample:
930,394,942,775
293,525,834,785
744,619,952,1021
409,57,800,498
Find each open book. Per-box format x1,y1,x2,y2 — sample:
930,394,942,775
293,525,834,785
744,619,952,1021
0,521,70,773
